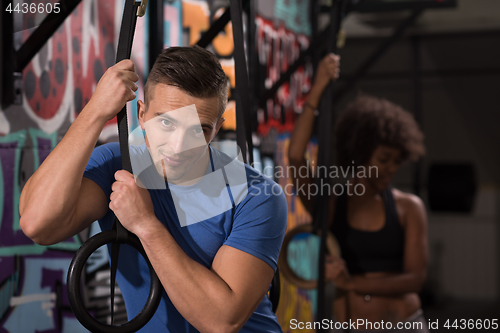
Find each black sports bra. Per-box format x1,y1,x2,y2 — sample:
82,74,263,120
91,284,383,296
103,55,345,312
330,187,405,274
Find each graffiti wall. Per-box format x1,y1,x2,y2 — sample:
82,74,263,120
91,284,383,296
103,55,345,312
254,1,317,331
275,134,319,333
0,0,315,331
255,0,313,139
0,0,142,331
0,128,86,332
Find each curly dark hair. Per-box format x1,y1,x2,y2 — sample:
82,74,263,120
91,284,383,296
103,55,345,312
335,94,425,169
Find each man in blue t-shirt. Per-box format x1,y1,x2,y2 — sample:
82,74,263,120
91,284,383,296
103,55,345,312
20,46,287,332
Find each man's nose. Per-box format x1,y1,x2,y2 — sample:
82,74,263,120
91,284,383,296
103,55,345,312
167,129,188,155
168,129,204,155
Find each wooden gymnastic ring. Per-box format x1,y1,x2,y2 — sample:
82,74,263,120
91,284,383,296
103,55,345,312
278,224,341,290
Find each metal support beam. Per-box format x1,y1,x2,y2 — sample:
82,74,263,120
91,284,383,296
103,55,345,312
1,0,81,109
332,8,424,107
311,0,321,73
248,0,257,135
196,6,231,48
337,67,500,80
148,0,164,71
195,0,250,49
412,35,423,196
347,0,456,13
0,3,14,109
14,0,82,72
257,24,334,110
229,0,253,164
315,1,345,330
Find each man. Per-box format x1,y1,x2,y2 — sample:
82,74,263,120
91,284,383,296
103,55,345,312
20,46,287,332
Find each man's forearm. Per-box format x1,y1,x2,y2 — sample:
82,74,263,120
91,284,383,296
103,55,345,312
137,219,251,333
19,106,107,242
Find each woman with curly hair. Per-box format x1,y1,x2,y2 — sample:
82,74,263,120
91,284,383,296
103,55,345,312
288,54,429,332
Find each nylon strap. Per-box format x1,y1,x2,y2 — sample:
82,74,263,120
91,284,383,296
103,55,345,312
110,0,140,324
315,1,346,330
229,0,253,165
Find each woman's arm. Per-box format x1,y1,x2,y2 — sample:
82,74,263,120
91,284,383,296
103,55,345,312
288,54,340,214
328,194,428,295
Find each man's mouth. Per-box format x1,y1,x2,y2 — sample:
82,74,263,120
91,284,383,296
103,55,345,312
162,154,187,167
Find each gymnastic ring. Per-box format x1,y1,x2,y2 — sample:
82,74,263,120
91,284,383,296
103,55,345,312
67,229,162,333
278,224,341,290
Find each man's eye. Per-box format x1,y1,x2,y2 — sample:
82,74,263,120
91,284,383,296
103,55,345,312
161,119,172,128
193,128,204,135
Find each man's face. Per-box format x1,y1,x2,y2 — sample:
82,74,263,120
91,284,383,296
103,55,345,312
137,84,224,184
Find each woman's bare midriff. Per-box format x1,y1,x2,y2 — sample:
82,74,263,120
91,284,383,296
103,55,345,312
333,272,421,330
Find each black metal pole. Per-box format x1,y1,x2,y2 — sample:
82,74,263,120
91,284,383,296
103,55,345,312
412,35,423,196
310,0,321,75
196,6,231,48
14,0,82,72
148,0,164,71
248,0,258,141
257,24,333,110
332,8,424,106
315,1,343,330
0,3,14,109
229,0,253,165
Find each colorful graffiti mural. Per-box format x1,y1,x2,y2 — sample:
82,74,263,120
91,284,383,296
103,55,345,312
275,134,320,332
0,0,136,331
0,129,85,332
255,0,314,136
180,0,237,131
255,1,317,330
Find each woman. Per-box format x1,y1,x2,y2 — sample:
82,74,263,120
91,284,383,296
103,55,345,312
288,54,429,332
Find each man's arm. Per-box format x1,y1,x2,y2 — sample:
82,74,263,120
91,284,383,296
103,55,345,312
143,228,274,333
19,60,139,245
110,170,286,333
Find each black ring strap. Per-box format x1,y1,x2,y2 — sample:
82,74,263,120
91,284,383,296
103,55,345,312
67,1,162,332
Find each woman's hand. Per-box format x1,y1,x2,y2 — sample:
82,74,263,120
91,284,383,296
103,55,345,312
325,255,352,290
313,53,340,90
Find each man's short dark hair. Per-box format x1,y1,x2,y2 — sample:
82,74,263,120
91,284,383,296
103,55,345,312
144,45,228,118
335,94,425,169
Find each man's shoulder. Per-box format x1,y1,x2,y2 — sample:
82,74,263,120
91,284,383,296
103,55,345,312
209,146,284,199
85,142,126,180
92,142,121,158
90,142,149,165
245,164,283,196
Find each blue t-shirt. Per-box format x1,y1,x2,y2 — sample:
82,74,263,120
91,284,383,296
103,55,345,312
83,142,287,332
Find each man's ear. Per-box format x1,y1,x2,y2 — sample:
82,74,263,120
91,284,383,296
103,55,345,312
215,117,225,136
137,100,146,130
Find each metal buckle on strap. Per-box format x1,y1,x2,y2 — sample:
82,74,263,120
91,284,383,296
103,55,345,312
136,0,148,17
